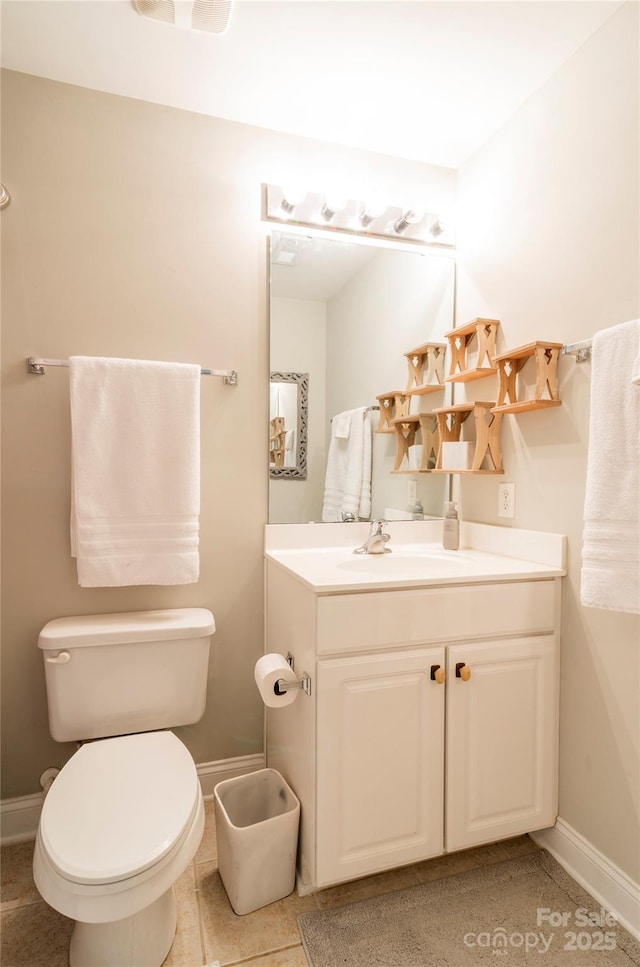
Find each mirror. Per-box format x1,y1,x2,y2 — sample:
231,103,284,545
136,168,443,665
269,372,308,477
269,231,455,524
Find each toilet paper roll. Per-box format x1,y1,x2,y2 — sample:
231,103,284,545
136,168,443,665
254,654,298,708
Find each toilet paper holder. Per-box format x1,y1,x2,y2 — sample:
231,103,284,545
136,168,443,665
274,653,312,697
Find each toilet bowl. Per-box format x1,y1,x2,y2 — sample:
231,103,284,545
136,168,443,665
34,731,204,967
34,607,215,967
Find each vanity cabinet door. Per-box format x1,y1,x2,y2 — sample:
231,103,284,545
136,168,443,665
445,635,558,852
315,646,445,888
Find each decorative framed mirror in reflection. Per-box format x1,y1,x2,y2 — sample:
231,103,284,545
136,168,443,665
269,371,308,479
268,229,455,524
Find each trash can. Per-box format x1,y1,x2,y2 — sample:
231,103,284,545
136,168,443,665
213,768,300,915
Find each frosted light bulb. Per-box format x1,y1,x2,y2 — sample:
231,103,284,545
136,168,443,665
320,194,347,221
393,209,424,234
281,185,306,214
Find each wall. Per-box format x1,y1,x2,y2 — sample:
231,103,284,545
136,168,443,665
0,69,456,799
455,2,639,882
269,296,326,523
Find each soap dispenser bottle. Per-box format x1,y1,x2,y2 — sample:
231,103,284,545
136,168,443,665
442,501,460,550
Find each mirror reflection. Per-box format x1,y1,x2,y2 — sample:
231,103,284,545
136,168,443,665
269,372,308,477
269,231,455,524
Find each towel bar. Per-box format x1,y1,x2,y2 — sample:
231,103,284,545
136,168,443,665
26,356,238,384
562,340,592,362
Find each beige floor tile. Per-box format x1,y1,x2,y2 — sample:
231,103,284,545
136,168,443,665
196,862,316,967
195,798,218,866
234,944,310,966
1,900,74,966
0,840,41,911
163,864,205,967
314,863,421,910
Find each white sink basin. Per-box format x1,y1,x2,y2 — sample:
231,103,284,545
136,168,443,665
338,548,470,575
265,542,564,592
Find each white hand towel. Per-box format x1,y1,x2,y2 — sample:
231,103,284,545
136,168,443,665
342,408,366,520
581,320,640,614
322,408,369,522
322,410,352,522
359,411,372,520
69,356,201,587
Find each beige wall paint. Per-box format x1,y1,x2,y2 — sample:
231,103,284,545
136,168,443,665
455,3,639,881
269,296,327,523
0,69,456,798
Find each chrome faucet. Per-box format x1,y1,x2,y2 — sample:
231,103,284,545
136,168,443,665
354,520,391,555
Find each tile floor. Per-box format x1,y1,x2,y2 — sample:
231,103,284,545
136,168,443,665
1,800,541,967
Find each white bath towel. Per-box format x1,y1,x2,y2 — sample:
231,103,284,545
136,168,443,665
581,320,640,614
322,408,371,521
69,356,201,587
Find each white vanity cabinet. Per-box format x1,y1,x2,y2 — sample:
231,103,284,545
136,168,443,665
265,547,562,893
315,646,446,886
445,635,558,852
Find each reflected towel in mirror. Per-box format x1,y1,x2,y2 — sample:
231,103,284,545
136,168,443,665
322,408,372,522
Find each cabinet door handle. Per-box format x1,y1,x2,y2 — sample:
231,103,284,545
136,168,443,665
455,662,471,682
430,664,446,684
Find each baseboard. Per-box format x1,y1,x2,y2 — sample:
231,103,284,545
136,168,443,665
197,752,265,798
0,793,45,845
531,819,640,941
0,752,265,845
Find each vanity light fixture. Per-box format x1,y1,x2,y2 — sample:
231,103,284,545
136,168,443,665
393,209,424,234
264,184,455,250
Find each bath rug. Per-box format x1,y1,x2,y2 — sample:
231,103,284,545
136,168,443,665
298,851,640,966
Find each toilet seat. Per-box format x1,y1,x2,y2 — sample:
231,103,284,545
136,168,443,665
39,731,200,885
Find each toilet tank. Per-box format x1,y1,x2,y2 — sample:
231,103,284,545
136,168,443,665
38,608,215,742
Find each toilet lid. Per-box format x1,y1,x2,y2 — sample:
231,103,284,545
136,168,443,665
40,731,200,885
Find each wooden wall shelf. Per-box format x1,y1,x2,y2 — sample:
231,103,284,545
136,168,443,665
404,343,446,391
444,318,500,383
390,413,439,473
492,341,563,414
432,401,503,474
375,391,411,432
269,416,286,468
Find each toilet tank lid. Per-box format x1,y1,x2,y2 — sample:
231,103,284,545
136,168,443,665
38,608,215,650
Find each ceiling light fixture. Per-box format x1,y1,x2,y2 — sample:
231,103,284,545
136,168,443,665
393,209,424,234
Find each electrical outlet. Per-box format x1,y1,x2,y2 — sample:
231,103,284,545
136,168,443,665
498,482,515,519
407,479,418,506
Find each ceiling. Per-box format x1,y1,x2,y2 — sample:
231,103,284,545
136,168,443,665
1,0,623,168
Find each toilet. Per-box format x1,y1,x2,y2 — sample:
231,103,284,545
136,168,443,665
33,608,215,967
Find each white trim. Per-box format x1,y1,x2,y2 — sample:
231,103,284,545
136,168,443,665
0,792,44,845
0,753,265,845
531,819,640,941
197,753,265,799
